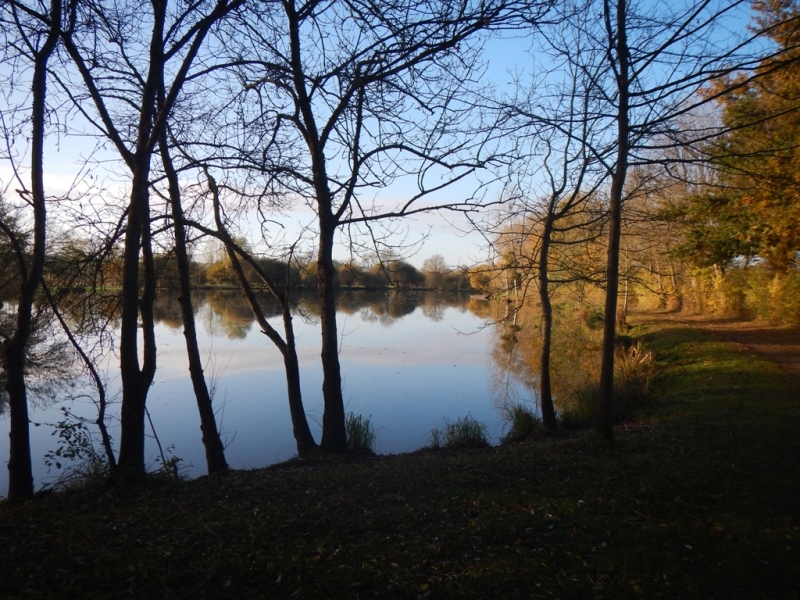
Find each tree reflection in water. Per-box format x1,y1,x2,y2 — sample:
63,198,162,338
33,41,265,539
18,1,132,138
2,290,539,491
0,300,76,416
489,302,603,422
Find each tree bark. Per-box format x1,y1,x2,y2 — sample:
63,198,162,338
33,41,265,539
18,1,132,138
537,217,558,431
317,222,348,452
5,0,61,501
160,136,229,474
597,0,630,446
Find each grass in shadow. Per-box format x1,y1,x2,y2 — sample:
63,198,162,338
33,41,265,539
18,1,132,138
428,414,489,449
1,318,798,599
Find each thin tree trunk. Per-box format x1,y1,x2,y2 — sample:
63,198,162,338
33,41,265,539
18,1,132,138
206,172,317,455
43,283,117,469
116,2,164,475
597,0,630,446
281,326,318,455
318,222,348,453
284,0,347,452
160,136,228,474
669,260,683,311
537,218,558,431
5,0,60,501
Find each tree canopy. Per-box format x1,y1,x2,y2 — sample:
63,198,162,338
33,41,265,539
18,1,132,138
675,0,800,272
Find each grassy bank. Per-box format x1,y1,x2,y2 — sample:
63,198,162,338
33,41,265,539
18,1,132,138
1,318,798,599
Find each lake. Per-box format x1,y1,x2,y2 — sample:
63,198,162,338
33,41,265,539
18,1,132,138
0,290,538,494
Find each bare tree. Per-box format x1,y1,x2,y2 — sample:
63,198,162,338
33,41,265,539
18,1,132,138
217,0,551,452
495,16,610,430
0,0,61,501
158,133,229,474
520,0,763,443
200,170,318,455
58,0,243,476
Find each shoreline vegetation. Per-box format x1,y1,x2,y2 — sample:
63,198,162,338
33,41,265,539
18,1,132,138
1,312,798,599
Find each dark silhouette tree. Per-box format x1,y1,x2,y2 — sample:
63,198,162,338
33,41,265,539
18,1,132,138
220,0,552,452
158,134,229,474
565,0,762,443
0,0,61,501
59,0,243,477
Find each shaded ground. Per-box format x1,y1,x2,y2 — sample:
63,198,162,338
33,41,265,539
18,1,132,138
633,312,800,375
0,316,797,599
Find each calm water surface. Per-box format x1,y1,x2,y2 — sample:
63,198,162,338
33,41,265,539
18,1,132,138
0,291,536,494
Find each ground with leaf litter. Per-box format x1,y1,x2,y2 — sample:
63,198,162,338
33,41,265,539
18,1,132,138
1,314,798,599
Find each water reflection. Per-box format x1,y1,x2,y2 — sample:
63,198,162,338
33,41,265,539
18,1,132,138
150,289,485,334
488,302,602,418
0,300,78,416
2,288,604,494
3,290,536,492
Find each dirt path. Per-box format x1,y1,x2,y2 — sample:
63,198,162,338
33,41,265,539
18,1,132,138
632,312,800,376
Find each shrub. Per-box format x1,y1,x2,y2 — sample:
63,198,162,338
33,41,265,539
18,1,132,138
558,386,596,430
557,342,654,428
579,308,605,330
500,403,541,444
346,413,376,454
429,414,489,449
40,407,111,490
746,270,800,325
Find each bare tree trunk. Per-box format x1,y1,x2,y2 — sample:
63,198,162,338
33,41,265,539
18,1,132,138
317,222,348,453
115,1,164,475
669,261,683,311
206,172,318,455
597,0,630,446
537,218,558,431
281,328,318,455
4,0,60,501
160,136,228,474
117,163,157,475
283,0,347,453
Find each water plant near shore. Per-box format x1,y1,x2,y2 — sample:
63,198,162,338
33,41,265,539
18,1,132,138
500,402,541,443
428,414,489,449
345,413,376,454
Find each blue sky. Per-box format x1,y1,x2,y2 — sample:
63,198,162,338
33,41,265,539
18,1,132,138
1,0,758,271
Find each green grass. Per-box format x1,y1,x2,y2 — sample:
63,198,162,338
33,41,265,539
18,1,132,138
428,414,489,449
1,318,798,599
500,402,541,443
345,412,377,454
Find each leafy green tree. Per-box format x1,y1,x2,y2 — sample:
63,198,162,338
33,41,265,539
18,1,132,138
679,0,800,272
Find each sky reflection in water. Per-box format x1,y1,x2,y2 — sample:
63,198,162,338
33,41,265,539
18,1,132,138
0,292,536,492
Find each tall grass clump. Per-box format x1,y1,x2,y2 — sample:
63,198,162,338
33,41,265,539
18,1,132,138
556,341,655,428
500,403,541,443
428,414,488,449
346,413,377,454
613,341,655,419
